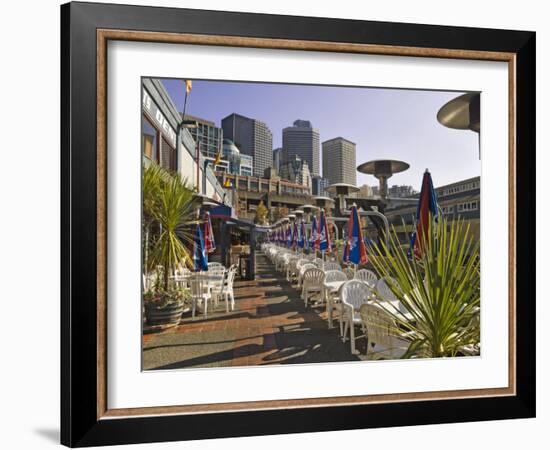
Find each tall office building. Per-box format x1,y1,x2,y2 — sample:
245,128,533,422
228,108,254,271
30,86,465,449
183,114,223,159
221,113,273,177
273,147,283,173
282,120,320,176
322,137,357,186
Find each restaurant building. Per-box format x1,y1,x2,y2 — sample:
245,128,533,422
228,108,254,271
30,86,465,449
141,78,229,204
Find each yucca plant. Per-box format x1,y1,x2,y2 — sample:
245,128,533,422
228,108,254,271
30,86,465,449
143,162,196,290
142,162,165,273
368,216,480,358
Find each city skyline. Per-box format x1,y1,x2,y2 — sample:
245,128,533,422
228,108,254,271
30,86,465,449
161,78,480,191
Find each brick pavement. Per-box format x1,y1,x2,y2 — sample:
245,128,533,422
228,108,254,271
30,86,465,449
142,253,366,370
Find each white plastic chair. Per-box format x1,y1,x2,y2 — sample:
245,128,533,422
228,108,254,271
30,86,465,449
341,280,374,354
212,267,236,312
355,269,377,286
376,277,401,302
297,263,316,288
359,303,408,359
312,258,324,268
324,262,342,272
190,276,212,318
322,270,348,327
286,256,300,281
301,268,325,307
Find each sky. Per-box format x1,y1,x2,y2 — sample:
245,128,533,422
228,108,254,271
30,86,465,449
161,78,480,191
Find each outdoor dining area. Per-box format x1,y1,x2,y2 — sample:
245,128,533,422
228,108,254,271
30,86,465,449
143,166,481,369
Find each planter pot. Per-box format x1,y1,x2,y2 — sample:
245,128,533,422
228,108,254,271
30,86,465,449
145,302,184,326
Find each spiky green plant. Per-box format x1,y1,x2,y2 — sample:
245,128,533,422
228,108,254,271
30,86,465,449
143,162,196,290
368,216,480,358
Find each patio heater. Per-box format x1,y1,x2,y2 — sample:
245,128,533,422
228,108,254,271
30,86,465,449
300,204,318,223
325,183,360,216
313,196,335,213
356,159,409,203
437,92,480,158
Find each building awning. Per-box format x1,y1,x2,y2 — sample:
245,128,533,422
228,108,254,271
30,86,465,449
209,204,235,220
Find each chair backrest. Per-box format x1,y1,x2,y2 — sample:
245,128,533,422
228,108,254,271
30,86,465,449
299,263,316,277
224,268,236,291
208,266,226,276
323,269,348,284
341,280,374,311
296,258,311,271
302,267,325,286
312,258,324,268
324,262,342,272
189,277,206,297
376,277,401,301
208,262,223,268
359,303,400,348
355,269,377,284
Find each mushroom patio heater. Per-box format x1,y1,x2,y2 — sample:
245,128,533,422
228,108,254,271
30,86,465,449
437,92,480,158
437,92,480,133
356,159,410,201
325,183,359,214
300,204,318,223
313,196,335,213
292,209,304,222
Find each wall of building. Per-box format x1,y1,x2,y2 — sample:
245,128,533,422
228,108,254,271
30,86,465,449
143,78,228,204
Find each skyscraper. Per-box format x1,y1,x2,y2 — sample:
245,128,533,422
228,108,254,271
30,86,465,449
221,113,273,177
282,120,320,176
183,114,223,160
322,137,357,186
273,147,283,173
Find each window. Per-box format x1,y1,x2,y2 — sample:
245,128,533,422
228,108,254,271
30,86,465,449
142,115,159,162
457,201,479,212
160,137,176,172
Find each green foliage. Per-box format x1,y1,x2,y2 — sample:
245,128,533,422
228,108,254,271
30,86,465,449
368,216,480,358
143,161,197,290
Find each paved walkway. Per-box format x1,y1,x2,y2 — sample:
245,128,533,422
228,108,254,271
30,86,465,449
143,253,367,370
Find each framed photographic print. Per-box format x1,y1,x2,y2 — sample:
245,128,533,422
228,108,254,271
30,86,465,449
61,1,536,447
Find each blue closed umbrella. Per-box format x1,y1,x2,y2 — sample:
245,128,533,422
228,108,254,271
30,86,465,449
310,215,318,249
193,224,208,272
344,205,368,265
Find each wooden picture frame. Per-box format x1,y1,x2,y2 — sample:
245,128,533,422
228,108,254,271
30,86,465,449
61,1,535,447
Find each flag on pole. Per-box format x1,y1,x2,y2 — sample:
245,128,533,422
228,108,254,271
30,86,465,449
193,224,208,272
411,170,439,259
185,79,193,94
310,215,318,249
318,209,332,253
344,205,368,265
203,212,216,254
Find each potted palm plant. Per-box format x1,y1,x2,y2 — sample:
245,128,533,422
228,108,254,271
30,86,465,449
368,216,480,358
143,162,196,326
